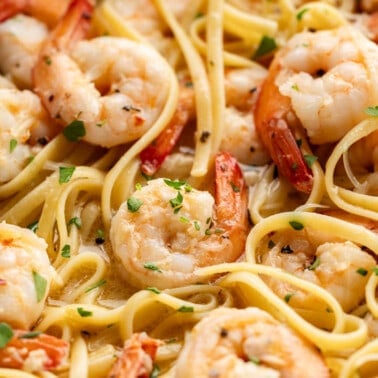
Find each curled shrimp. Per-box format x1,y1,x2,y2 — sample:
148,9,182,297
258,218,377,312
33,0,172,148
175,307,330,378
0,76,56,183
0,328,68,372
110,151,249,289
254,26,378,193
107,333,162,378
0,222,54,330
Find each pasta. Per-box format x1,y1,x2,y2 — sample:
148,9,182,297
1,0,378,376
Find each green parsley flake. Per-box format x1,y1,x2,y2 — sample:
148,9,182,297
61,244,71,258
32,271,47,302
44,55,52,65
9,139,17,153
289,220,304,230
177,305,194,313
373,266,378,276
59,166,76,184
249,355,261,365
63,119,86,141
180,216,190,224
356,267,368,276
254,35,277,59
365,106,378,117
169,191,183,209
150,364,160,378
194,221,201,231
230,182,240,193
304,154,318,168
284,293,294,303
308,257,321,271
291,84,299,91
19,331,42,339
135,183,142,190
144,263,162,273
127,197,143,212
85,279,107,293
0,323,14,348
77,307,92,317
164,179,187,190
68,216,82,229
27,220,39,233
145,287,161,294
296,8,309,20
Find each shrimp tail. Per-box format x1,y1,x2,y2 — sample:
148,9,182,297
215,151,249,236
0,0,26,22
43,0,93,52
0,330,69,370
107,333,162,378
254,65,313,194
140,87,194,176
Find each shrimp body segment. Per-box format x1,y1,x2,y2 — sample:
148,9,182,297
0,330,69,371
107,333,162,378
175,307,330,378
254,26,378,193
0,222,54,330
110,152,249,289
33,0,172,148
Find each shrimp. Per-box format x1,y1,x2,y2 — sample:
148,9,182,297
0,76,57,183
254,26,378,193
110,151,249,289
0,328,68,371
0,0,70,26
0,222,54,329
259,225,376,312
33,0,172,148
107,333,162,378
0,14,48,89
175,307,330,378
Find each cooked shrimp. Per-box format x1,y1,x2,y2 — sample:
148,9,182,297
0,14,48,89
0,0,70,26
107,333,162,378
0,77,56,183
0,222,54,329
259,227,376,312
254,26,378,193
33,0,172,148
110,151,249,289
0,328,68,371
175,307,330,378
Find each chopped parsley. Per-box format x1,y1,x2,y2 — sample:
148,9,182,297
169,191,183,210
307,257,321,271
61,244,71,258
135,182,142,190
0,323,14,348
164,179,187,190
193,221,201,231
145,287,161,294
291,83,299,91
356,267,368,276
44,55,52,65
32,271,47,302
95,229,105,244
150,364,160,378
365,106,378,117
85,279,106,293
77,307,92,317
179,216,190,224
9,139,17,153
63,119,86,141
304,154,318,168
141,171,153,181
127,197,143,213
177,305,194,313
289,220,304,230
19,331,42,339
373,266,378,276
284,293,295,303
27,220,39,233
144,263,162,273
59,166,76,184
230,182,240,193
296,8,309,20
249,355,261,365
68,216,82,229
254,35,277,59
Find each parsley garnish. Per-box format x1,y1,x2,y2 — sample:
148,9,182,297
145,287,161,294
77,307,92,317
63,119,86,141
0,323,13,348
307,257,320,271
177,306,194,313
365,106,378,117
179,216,190,224
291,84,299,91
296,8,309,20
230,182,240,193
61,244,71,258
32,271,47,302
249,355,261,365
150,364,160,378
194,221,201,231
85,279,106,293
254,35,277,59
135,182,142,190
164,179,186,190
19,331,42,339
44,55,52,65
95,229,105,244
68,216,82,229
284,293,294,303
356,267,368,276
304,154,318,168
9,139,17,153
169,191,183,210
144,263,162,273
59,166,76,184
127,197,143,213
27,220,39,233
289,220,304,230
372,266,378,275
